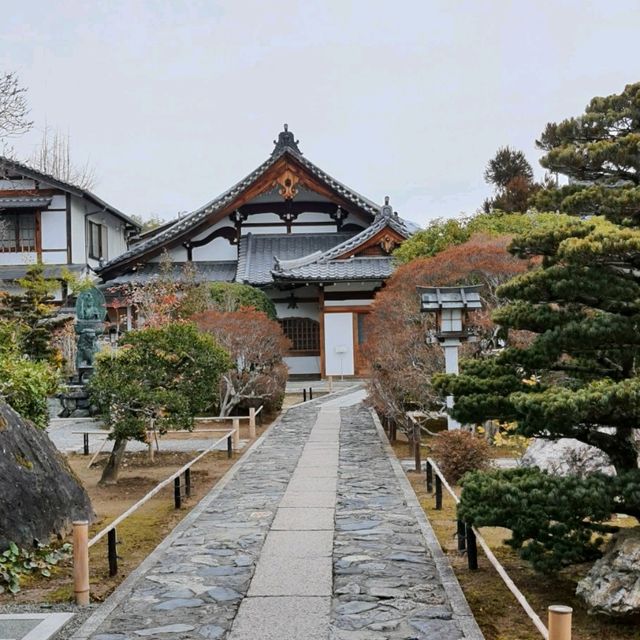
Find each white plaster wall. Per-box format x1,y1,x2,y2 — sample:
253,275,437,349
41,251,68,264
291,225,335,234
149,245,188,262
192,236,237,261
274,302,319,321
284,355,321,375
325,299,373,307
49,195,67,209
0,252,37,265
324,312,354,376
70,197,86,264
41,211,67,250
104,212,128,259
0,179,36,189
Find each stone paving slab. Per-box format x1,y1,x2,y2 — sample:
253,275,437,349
260,530,334,558
247,556,332,596
271,507,335,530
227,597,330,640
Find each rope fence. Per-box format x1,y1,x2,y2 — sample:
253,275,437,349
72,427,237,605
425,457,573,640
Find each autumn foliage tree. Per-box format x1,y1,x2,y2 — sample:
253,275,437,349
365,234,530,434
192,309,290,416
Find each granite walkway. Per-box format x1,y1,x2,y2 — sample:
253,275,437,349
71,389,483,640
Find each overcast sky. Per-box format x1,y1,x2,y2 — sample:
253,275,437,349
2,1,640,226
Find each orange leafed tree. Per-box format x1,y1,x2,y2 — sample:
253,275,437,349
364,234,532,434
191,309,291,416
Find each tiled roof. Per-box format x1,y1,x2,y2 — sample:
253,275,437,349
273,210,414,275
274,257,394,281
0,263,86,282
98,142,382,274
105,261,238,286
0,196,52,208
236,233,353,285
0,157,140,229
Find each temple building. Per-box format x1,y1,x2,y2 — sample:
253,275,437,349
98,126,417,378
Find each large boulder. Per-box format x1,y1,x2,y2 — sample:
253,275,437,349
522,437,615,476
0,401,94,550
576,528,640,616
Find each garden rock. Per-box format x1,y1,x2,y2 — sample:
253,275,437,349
576,527,640,616
522,437,615,476
0,401,94,549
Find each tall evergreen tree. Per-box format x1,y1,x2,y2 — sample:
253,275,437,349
436,83,640,572
483,146,538,213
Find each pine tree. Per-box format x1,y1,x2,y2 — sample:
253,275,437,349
436,83,640,572
0,264,59,360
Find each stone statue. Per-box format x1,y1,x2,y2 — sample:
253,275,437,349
75,288,106,370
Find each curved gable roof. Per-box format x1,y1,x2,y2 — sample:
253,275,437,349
98,128,384,277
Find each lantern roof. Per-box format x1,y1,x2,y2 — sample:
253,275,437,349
417,285,483,311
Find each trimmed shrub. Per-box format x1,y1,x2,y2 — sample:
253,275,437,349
431,430,491,484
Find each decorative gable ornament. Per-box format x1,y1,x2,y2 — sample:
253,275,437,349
378,233,399,254
274,168,300,200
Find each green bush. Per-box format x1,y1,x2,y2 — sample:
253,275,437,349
208,282,276,319
457,467,638,573
430,430,491,484
0,321,59,428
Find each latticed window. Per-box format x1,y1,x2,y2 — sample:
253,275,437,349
0,212,36,252
280,317,320,353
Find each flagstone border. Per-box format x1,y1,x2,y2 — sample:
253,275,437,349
368,408,485,640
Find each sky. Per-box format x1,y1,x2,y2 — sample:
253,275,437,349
2,0,640,227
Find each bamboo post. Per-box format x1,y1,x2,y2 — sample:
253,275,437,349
73,520,90,606
249,407,256,439
232,418,240,450
548,605,572,640
83,433,89,456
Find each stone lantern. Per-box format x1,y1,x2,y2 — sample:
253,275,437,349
417,285,483,429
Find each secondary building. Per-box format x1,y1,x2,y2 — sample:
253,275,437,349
0,157,140,300
98,126,417,378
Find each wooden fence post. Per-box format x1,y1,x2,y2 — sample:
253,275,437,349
413,421,421,472
548,605,572,640
309,387,313,400
185,468,191,498
456,520,466,551
174,476,181,509
466,524,478,570
303,388,307,402
227,434,233,458
107,528,118,577
426,460,433,492
249,407,256,439
435,475,442,510
73,521,90,606
232,418,240,450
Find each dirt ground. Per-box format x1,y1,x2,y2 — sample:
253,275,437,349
1,418,273,605
390,435,640,640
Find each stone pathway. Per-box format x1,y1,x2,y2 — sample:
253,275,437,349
71,389,482,640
